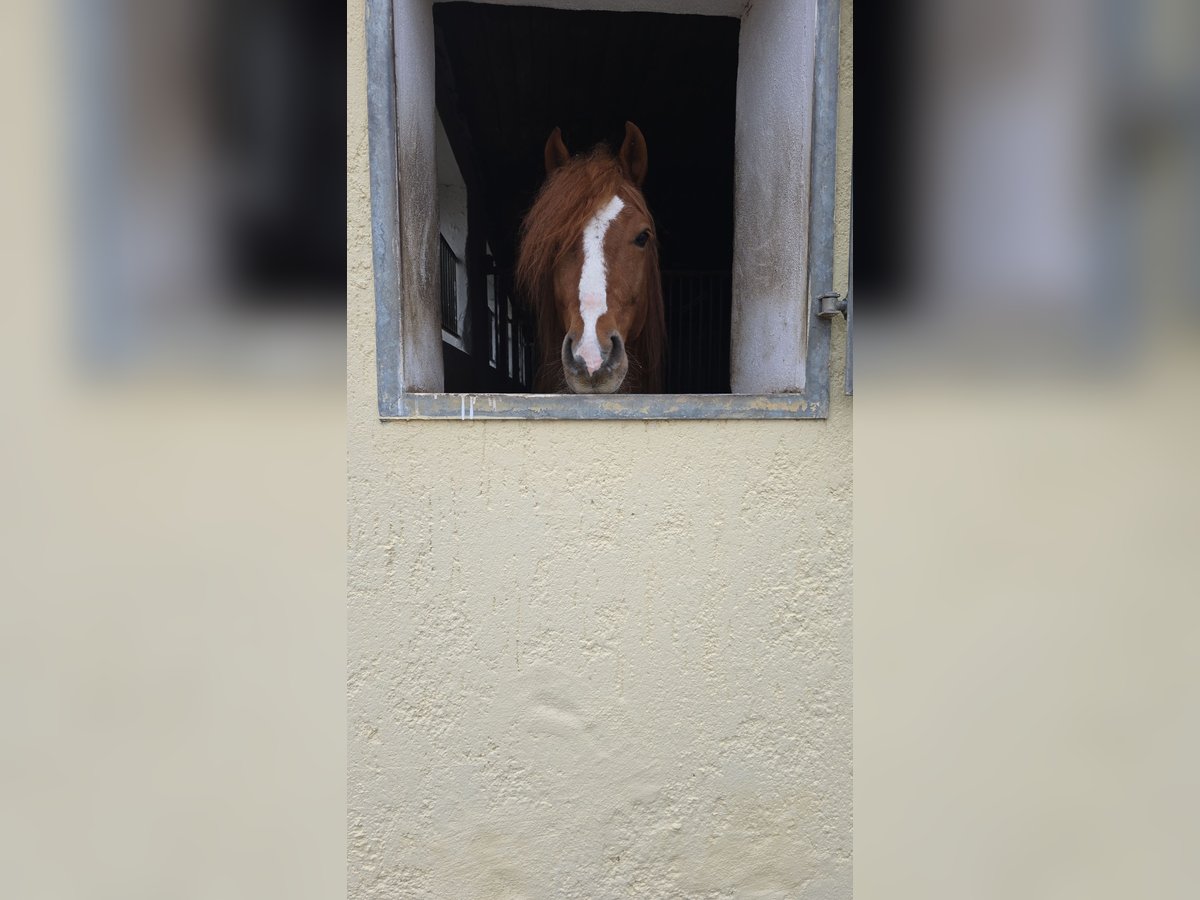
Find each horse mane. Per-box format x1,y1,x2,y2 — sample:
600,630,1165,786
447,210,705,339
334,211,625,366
516,147,665,392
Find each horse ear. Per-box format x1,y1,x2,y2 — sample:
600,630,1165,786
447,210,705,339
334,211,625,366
619,121,648,187
544,127,570,175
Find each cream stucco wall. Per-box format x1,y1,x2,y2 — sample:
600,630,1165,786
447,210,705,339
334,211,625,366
348,1,853,895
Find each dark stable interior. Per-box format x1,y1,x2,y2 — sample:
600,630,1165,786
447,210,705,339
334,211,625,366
433,1,739,393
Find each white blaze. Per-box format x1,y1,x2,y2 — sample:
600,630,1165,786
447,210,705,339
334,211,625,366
576,195,625,374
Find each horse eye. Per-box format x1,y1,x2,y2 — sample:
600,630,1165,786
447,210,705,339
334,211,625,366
634,230,651,248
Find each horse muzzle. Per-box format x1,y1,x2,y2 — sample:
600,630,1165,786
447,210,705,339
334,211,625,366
562,333,628,393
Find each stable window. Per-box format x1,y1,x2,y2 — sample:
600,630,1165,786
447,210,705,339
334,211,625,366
366,0,842,419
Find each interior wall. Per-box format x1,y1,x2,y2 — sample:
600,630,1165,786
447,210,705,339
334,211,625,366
435,118,468,263
349,1,853,896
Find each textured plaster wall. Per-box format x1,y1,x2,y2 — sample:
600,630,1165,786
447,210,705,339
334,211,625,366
348,1,853,896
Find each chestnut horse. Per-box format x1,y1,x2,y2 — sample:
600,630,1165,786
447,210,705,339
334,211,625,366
517,122,665,393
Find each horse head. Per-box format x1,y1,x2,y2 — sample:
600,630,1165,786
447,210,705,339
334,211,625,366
517,122,665,394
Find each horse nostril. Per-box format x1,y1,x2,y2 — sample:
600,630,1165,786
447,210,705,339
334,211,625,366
562,334,589,372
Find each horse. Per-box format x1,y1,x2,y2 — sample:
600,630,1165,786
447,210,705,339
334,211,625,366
516,122,665,394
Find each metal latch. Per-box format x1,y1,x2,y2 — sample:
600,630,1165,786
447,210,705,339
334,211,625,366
816,291,847,319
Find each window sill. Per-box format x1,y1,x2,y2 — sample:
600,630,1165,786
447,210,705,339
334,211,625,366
381,392,828,421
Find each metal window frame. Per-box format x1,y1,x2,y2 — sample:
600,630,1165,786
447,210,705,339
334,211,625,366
365,0,841,421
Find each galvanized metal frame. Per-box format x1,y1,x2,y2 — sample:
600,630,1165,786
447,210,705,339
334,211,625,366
844,189,854,396
365,0,840,420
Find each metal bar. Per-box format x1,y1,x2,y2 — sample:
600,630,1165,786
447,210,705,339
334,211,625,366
709,273,717,391
845,194,853,396
507,297,515,381
692,274,698,389
365,0,402,416
390,392,827,421
496,273,509,383
804,0,841,409
667,274,676,389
